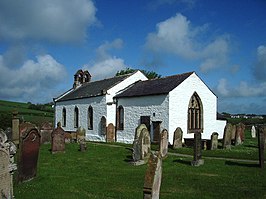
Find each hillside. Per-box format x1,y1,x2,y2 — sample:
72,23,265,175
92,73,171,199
0,100,54,129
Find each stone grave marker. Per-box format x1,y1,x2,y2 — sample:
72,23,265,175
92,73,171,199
40,122,53,144
17,122,40,183
210,132,219,150
231,124,236,142
135,124,148,140
191,133,204,166
12,111,20,145
251,125,256,138
235,123,243,145
173,127,183,149
159,129,168,158
106,123,115,142
76,127,86,152
239,123,245,142
223,123,232,149
51,122,65,154
143,152,162,199
258,126,266,169
5,127,12,141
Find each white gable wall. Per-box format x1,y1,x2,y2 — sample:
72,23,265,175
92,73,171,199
116,94,169,143
168,73,226,144
55,95,107,141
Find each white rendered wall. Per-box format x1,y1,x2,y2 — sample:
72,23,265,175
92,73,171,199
116,95,169,143
55,95,107,142
168,73,226,144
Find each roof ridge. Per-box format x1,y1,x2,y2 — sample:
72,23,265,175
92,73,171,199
140,71,194,83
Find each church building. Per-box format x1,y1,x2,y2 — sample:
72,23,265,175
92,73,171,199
54,69,226,144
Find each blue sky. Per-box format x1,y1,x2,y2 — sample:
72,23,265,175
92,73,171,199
0,0,265,114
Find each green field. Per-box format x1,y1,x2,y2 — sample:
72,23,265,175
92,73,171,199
0,100,53,128
14,139,266,199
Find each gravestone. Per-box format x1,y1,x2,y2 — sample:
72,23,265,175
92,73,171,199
106,123,115,142
258,126,266,169
239,123,245,142
12,111,20,145
210,132,219,150
76,127,86,143
143,152,162,199
0,137,17,199
132,126,151,165
251,125,256,138
191,133,204,166
17,122,40,183
135,124,148,140
159,129,168,158
235,123,243,145
223,123,232,149
173,127,183,149
40,122,53,144
5,127,12,141
51,122,65,154
231,124,236,142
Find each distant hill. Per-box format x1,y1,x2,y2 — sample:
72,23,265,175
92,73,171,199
0,100,54,129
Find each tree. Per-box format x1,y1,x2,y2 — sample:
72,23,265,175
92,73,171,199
116,68,161,79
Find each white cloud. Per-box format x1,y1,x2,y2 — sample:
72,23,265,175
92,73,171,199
0,0,97,43
0,54,67,103
145,13,230,72
253,45,266,81
83,39,128,80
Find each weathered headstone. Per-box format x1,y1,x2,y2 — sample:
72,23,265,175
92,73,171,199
210,132,219,150
106,123,115,142
235,123,245,145
143,153,162,199
0,130,17,199
135,124,148,140
223,123,232,149
12,111,20,145
51,122,65,154
17,122,40,183
231,124,236,141
76,127,86,142
173,127,183,149
191,133,204,166
159,129,168,158
40,122,53,144
258,126,266,169
251,125,256,138
239,123,245,142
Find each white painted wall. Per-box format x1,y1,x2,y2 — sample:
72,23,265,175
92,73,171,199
116,95,169,143
168,73,226,144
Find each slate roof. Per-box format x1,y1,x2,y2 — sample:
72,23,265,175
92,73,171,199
56,74,132,102
115,71,194,98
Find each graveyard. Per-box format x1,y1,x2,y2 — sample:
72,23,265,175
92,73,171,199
11,128,266,199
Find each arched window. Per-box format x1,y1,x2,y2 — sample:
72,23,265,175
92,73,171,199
117,106,124,130
88,106,93,130
188,92,203,133
74,106,79,128
62,107,66,127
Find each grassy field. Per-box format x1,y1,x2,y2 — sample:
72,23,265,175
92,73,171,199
14,140,266,199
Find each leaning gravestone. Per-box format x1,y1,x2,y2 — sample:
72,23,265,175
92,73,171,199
17,122,41,183
173,127,183,149
251,125,256,138
106,123,115,142
135,124,148,140
51,122,65,154
191,133,204,166
0,130,17,199
40,122,53,144
210,132,219,150
258,126,266,169
223,123,232,149
159,129,168,158
143,152,162,199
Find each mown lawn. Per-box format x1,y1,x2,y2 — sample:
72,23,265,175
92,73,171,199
14,142,266,199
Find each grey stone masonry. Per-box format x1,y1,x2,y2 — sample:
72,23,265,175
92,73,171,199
159,129,168,158
223,123,232,149
210,132,219,150
173,127,183,149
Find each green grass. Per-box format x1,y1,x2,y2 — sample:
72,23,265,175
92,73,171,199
14,142,266,199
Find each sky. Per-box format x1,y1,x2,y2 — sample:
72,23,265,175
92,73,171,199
0,0,266,114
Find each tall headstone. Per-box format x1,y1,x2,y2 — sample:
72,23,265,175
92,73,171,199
173,127,183,149
251,125,256,138
12,111,20,145
0,130,17,199
258,126,266,169
210,132,219,150
40,122,53,144
51,122,65,154
239,122,245,142
223,123,232,149
191,133,204,166
106,123,115,142
17,122,40,183
235,123,242,145
231,124,236,141
143,153,162,199
159,129,168,158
